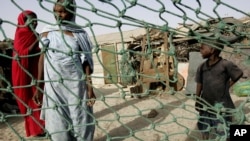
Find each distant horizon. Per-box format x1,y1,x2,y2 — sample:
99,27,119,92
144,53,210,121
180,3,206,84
1,0,250,40
1,14,249,42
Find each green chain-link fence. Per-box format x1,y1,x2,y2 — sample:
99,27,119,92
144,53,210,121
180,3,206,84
1,0,250,140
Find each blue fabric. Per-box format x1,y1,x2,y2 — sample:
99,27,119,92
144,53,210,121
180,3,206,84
40,24,94,73
40,31,95,141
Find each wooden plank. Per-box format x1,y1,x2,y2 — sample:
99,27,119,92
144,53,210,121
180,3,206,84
141,68,166,74
140,73,169,83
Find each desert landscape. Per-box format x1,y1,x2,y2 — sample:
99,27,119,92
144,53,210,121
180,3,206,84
0,83,248,141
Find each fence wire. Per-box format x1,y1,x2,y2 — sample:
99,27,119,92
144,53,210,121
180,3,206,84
1,0,250,141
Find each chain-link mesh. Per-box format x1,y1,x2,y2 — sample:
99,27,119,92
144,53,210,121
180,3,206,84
1,0,250,141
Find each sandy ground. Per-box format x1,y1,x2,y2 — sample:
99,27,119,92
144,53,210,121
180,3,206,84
0,84,249,141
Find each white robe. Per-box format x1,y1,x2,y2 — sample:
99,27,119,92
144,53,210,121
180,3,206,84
40,31,95,141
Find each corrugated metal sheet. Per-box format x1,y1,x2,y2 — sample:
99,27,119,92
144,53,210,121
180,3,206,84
90,28,146,85
90,28,146,45
101,44,118,84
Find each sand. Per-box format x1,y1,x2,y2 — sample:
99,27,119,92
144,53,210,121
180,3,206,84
0,84,248,141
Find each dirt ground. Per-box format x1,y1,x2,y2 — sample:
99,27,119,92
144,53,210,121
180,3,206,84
0,84,248,141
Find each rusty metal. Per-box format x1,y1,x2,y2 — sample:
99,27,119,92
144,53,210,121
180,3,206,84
123,17,249,95
124,29,185,95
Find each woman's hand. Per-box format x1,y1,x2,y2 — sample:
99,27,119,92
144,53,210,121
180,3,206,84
83,61,96,106
32,90,43,106
87,91,96,107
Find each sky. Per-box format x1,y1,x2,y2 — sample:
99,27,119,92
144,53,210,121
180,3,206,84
0,0,250,40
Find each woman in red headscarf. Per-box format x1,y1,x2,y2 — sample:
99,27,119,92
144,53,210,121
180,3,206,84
12,10,45,137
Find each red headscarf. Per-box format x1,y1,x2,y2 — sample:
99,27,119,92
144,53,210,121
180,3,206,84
14,10,38,54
